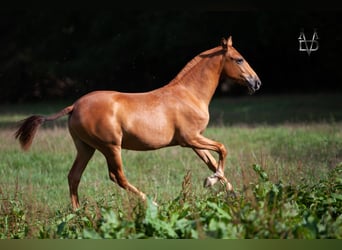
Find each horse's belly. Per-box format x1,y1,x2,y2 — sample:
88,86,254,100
121,136,176,150
121,126,176,150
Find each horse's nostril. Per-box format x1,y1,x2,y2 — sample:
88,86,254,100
256,79,261,89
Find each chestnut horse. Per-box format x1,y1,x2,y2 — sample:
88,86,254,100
15,36,261,210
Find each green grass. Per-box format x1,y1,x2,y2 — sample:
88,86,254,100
0,93,341,238
209,93,342,125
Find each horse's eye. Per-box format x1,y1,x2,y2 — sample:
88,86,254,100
236,58,244,65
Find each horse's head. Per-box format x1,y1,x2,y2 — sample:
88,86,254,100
221,36,261,94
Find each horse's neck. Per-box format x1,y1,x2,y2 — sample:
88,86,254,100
170,47,224,106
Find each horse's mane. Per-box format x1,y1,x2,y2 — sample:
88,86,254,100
173,46,223,82
174,56,202,81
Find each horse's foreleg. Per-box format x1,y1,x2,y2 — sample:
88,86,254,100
192,148,226,188
104,145,147,202
68,139,95,210
193,148,218,173
188,135,233,191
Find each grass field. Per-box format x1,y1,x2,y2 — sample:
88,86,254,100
0,93,341,238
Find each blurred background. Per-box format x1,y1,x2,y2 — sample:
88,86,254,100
0,10,341,103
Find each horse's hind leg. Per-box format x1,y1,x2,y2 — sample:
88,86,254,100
68,138,95,210
103,145,147,202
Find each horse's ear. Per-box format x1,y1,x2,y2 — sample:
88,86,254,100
221,37,227,50
227,36,233,46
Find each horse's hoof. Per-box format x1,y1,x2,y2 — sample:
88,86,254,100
203,175,219,188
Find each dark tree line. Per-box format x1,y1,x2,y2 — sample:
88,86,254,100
1,10,341,103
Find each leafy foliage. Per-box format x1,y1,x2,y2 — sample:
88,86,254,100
2,163,341,239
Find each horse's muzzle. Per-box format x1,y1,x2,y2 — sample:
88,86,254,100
247,77,261,95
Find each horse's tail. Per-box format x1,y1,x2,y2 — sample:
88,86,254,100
14,105,74,151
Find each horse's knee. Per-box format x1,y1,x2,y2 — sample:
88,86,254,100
219,144,227,158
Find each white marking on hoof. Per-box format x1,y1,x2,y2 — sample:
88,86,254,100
152,200,159,207
226,181,233,191
140,193,147,201
203,175,219,188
